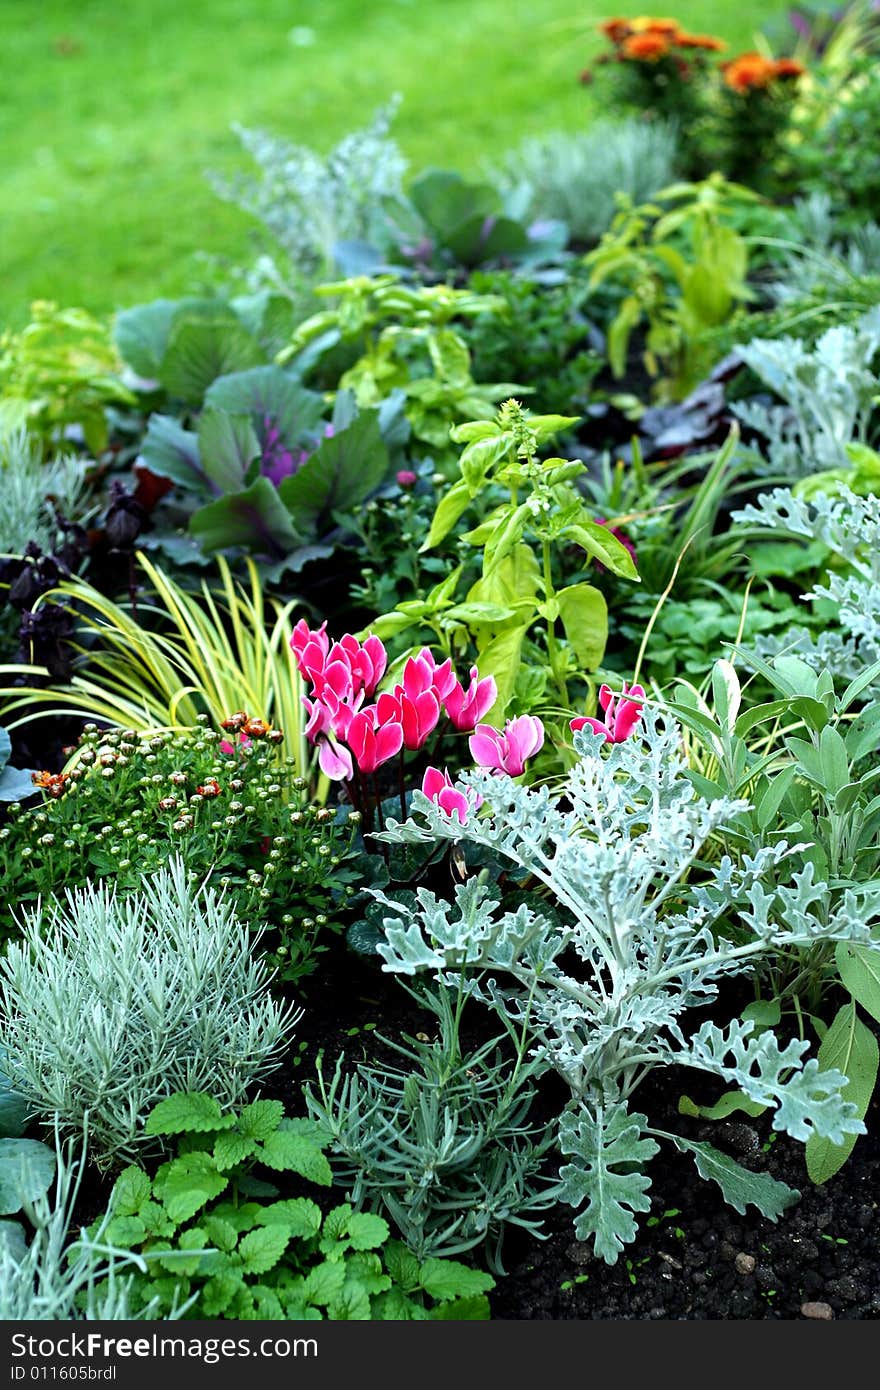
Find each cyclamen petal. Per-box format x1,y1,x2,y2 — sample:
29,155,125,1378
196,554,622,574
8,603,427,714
470,715,544,776
318,739,353,782
421,766,481,826
445,666,497,731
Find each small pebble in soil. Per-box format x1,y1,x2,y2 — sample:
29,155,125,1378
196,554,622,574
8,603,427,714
734,1252,756,1275
801,1302,834,1320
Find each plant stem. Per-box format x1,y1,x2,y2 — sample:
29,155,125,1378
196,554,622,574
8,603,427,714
542,536,568,706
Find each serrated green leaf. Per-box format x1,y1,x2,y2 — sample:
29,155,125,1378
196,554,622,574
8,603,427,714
238,1099,285,1142
153,1153,229,1224
670,1136,798,1219
429,1295,492,1320
255,1198,323,1239
302,1259,347,1307
239,1225,291,1275
328,1281,372,1321
259,1129,332,1185
345,1211,390,1251
109,1166,151,1218
200,1273,242,1317
145,1093,236,1137
213,1133,259,1171
383,1239,421,1293
202,1215,239,1252
103,1215,148,1247
806,1002,879,1184
418,1257,494,1301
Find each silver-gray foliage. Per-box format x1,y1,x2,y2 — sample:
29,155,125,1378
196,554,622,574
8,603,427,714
0,858,297,1167
373,711,869,1262
769,193,880,301
209,100,408,292
488,118,679,246
732,310,880,478
0,425,88,557
732,485,880,687
0,1133,188,1319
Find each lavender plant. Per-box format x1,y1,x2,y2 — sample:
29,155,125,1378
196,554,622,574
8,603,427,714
372,710,870,1263
0,859,296,1168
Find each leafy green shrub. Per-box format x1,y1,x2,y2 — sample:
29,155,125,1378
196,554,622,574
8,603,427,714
373,709,871,1263
488,119,680,247
0,302,135,453
669,654,880,1184
306,984,557,1271
0,721,358,977
0,859,295,1167
465,268,601,416
90,1091,494,1320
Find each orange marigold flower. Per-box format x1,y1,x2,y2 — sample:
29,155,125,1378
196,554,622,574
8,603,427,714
195,778,221,798
721,51,777,91
621,31,670,60
631,16,681,36
676,32,727,51
773,57,805,79
599,18,633,43
32,770,69,798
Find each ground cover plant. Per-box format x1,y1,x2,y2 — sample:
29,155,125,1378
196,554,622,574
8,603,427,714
2,0,880,1325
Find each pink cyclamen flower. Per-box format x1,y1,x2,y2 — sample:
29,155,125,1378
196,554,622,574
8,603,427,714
444,666,497,732
421,767,482,825
402,649,456,703
469,715,545,777
571,682,646,743
376,685,441,752
347,706,404,774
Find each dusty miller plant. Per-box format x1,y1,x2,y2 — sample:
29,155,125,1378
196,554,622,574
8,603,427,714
209,100,409,295
732,309,880,478
0,858,296,1168
372,710,868,1263
732,485,880,691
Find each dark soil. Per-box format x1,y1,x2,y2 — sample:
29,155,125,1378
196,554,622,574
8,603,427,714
283,933,880,1322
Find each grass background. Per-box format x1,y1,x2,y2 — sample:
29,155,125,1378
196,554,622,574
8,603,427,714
1,1,788,326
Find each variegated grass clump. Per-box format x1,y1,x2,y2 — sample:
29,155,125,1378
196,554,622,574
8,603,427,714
0,858,296,1168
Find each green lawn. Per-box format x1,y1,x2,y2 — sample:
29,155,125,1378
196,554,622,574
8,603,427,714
1,1,787,325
